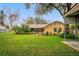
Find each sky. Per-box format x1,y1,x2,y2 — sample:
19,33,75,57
0,3,64,25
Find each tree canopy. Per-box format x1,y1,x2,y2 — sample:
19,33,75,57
25,16,48,24
25,3,72,16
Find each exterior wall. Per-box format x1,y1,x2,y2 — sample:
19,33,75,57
44,22,64,35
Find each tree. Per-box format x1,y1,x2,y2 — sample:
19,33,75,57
0,10,5,26
8,9,19,31
25,17,34,24
13,24,31,34
25,3,72,16
3,7,19,31
25,16,48,24
34,16,47,24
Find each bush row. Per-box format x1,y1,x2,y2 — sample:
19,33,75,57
59,33,77,39
13,24,32,34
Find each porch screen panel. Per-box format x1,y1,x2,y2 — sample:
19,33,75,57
64,17,76,24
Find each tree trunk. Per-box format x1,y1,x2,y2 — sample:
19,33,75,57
9,20,12,32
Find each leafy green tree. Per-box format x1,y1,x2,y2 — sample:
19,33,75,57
25,17,34,24
13,24,31,34
25,3,71,16
34,16,48,24
25,16,48,24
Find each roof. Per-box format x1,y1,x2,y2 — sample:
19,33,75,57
28,24,48,28
44,21,64,28
28,21,64,29
64,4,79,17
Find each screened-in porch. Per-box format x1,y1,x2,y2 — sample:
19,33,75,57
63,3,79,51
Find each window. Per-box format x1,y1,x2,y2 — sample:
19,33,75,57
58,28,62,32
54,28,57,32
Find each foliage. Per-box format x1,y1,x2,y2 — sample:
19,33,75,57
24,3,31,9
13,24,31,34
71,24,79,29
59,33,76,39
25,3,72,16
66,33,76,39
13,25,21,33
25,17,34,24
25,16,48,24
34,16,48,24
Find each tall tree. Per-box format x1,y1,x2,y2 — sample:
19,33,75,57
3,7,19,31
25,3,71,16
25,17,34,24
8,9,19,31
34,16,47,24
0,10,5,26
25,16,48,24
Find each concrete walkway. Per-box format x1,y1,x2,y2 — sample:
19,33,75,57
62,41,79,51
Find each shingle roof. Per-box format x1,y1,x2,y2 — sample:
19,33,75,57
28,24,48,28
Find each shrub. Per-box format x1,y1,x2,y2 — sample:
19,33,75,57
59,33,76,39
13,24,31,34
13,25,21,33
59,33,64,38
43,32,52,36
67,33,75,39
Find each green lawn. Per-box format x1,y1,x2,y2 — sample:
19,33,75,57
0,32,79,56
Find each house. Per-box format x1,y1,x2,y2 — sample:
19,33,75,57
44,21,64,35
28,21,64,35
28,24,47,33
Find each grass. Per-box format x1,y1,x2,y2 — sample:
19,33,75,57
0,32,79,56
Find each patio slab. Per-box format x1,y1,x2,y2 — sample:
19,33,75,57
62,41,79,51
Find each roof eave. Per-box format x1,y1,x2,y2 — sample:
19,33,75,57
64,4,79,17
